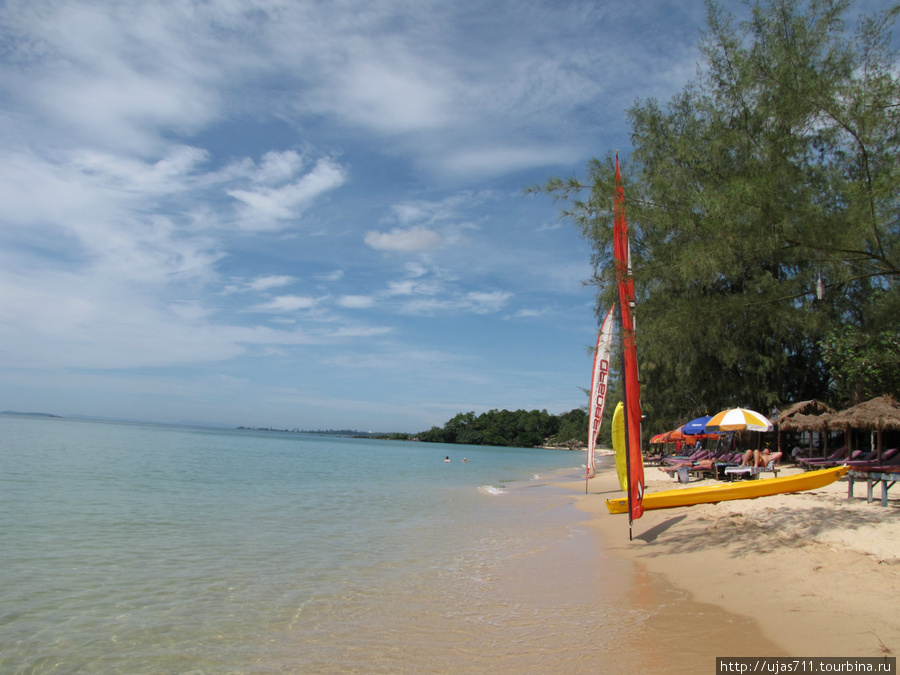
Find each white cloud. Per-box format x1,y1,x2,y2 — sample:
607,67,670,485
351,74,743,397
228,157,346,231
365,226,442,252
330,325,392,337
326,56,455,133
405,262,427,277
247,275,296,292
398,290,512,316
386,279,439,296
337,295,375,309
513,308,544,318
251,295,320,313
440,145,583,176
253,150,307,185
315,270,345,282
2,2,230,154
465,291,512,314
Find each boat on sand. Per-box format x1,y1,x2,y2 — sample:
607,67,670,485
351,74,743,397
605,466,848,514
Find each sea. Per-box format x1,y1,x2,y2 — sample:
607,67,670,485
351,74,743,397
0,413,726,674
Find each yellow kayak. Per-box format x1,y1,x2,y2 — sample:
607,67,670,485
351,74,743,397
606,466,848,514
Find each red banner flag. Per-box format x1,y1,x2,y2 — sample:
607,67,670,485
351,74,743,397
613,155,644,525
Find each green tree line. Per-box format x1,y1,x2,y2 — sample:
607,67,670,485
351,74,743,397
417,408,595,448
536,0,900,440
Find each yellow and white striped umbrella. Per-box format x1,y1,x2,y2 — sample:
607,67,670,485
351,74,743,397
705,407,773,432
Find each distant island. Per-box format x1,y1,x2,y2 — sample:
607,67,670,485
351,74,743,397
236,408,593,449
235,426,412,440
415,408,589,449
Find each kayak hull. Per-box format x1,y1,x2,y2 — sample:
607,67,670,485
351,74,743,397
606,466,848,514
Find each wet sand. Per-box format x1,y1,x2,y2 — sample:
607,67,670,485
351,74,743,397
557,455,900,659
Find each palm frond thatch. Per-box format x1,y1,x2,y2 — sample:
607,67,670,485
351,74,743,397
775,400,835,425
779,412,831,432
828,395,900,431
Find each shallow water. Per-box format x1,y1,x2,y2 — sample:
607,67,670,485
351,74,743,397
1,414,780,673
0,415,633,673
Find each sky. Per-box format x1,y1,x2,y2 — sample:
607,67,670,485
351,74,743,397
1,0,881,432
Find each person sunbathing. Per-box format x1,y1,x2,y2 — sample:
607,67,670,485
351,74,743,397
658,457,714,476
739,447,783,467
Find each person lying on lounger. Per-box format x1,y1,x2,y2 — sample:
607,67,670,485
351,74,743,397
658,457,715,476
739,446,783,468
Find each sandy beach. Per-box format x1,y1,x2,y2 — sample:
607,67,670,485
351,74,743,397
557,454,900,659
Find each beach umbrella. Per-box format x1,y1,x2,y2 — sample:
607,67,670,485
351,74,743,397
706,408,774,432
681,415,713,435
662,427,689,443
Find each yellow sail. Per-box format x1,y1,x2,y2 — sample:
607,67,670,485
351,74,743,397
611,402,627,491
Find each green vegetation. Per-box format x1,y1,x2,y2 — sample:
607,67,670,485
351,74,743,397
417,408,591,448
535,0,900,439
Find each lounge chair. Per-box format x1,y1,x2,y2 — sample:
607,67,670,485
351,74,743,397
842,448,900,471
688,462,719,480
799,446,848,468
804,449,871,469
723,457,781,481
711,453,741,480
663,448,708,466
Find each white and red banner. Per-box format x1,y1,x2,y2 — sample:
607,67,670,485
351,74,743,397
587,305,615,480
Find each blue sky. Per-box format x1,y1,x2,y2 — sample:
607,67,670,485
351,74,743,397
1,0,873,432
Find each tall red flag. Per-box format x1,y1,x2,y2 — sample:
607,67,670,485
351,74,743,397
613,155,644,525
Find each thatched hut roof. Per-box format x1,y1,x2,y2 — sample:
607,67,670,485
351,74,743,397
828,395,900,431
778,412,831,432
774,399,835,426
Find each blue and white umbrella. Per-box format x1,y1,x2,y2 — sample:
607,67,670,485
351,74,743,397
681,415,713,435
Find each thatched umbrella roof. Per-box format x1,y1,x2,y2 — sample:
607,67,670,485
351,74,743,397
779,412,831,433
774,400,836,457
774,399,835,425
828,395,900,430
828,395,900,460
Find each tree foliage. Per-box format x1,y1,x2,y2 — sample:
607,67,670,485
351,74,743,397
538,0,900,433
819,325,900,403
417,408,590,448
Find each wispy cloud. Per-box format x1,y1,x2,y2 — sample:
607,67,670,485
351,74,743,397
251,295,320,313
337,295,376,309
0,0,719,429
400,290,512,316
228,157,346,231
365,226,442,252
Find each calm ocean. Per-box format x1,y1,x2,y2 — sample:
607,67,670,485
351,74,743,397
1,414,653,674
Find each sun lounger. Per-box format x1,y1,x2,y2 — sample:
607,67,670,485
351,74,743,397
663,449,708,466
688,463,718,480
723,460,780,481
798,446,848,468
841,452,900,471
724,466,759,480
821,448,899,472
806,449,874,469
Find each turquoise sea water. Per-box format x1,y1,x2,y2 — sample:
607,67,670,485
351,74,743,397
2,414,653,674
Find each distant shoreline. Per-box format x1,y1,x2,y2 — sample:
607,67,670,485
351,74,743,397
1,411,63,418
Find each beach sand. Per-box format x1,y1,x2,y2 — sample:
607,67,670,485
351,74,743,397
557,455,900,659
